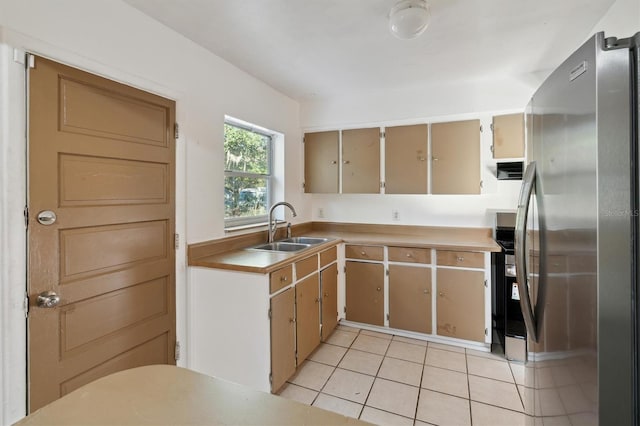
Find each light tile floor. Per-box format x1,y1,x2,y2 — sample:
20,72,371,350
279,325,526,425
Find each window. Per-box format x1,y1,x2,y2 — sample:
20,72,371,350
224,121,272,228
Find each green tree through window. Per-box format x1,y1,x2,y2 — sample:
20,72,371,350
224,122,272,227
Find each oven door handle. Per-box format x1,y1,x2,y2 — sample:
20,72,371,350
515,161,538,342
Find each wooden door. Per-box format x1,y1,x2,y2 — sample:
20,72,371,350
296,273,321,362
389,265,432,333
321,263,338,341
304,131,339,193
385,124,428,194
345,261,384,326
342,128,380,193
28,56,176,411
270,288,295,392
492,113,524,158
431,120,481,194
436,269,485,342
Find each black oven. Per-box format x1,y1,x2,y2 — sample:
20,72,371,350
492,213,526,360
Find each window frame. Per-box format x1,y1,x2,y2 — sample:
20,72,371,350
224,120,274,229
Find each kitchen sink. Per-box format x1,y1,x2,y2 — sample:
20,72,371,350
279,237,331,245
249,242,311,252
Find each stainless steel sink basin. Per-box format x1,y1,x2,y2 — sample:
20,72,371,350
249,242,311,252
279,237,330,245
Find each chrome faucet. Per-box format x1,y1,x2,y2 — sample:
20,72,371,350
268,201,297,242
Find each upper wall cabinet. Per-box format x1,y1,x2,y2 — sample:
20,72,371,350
304,131,339,193
492,113,524,158
385,124,428,194
431,119,481,194
342,128,380,194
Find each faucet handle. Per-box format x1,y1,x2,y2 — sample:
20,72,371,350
286,222,292,238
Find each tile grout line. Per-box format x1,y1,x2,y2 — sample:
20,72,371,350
357,331,394,420
466,349,474,426
508,361,526,412
412,341,430,423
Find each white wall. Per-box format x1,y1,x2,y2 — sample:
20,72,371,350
0,0,301,423
589,0,640,38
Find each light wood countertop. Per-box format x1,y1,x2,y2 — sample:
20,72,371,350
189,222,501,274
15,365,367,426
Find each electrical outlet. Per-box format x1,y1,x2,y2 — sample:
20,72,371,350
318,207,325,218
392,209,400,221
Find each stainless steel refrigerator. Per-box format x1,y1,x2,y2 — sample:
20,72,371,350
515,31,639,425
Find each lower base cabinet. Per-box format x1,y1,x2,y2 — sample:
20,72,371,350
321,263,338,341
389,265,432,334
345,261,384,326
296,273,321,362
436,268,485,342
269,288,295,392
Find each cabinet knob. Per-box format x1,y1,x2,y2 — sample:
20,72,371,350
331,160,337,164
433,157,439,162
289,318,294,323
376,287,381,292
280,276,288,282
324,292,329,297
344,160,351,164
457,257,464,262
439,292,444,297
424,289,430,295
406,253,413,258
315,298,320,303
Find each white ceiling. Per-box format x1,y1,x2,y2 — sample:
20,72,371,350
124,0,615,102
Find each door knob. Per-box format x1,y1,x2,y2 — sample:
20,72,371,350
37,210,57,225
36,291,60,308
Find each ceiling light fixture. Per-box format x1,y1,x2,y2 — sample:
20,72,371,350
388,0,431,40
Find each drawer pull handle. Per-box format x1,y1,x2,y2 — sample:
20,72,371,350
406,253,412,258
457,257,464,262
424,289,430,295
376,287,381,292
324,293,329,297
439,292,444,297
344,160,351,164
361,251,366,256
331,160,337,164
280,276,288,282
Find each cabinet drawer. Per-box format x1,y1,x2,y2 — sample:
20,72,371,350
345,245,384,261
320,246,337,268
388,246,430,264
296,254,318,280
437,250,484,268
270,264,293,294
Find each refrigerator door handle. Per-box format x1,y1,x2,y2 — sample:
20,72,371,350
515,161,538,342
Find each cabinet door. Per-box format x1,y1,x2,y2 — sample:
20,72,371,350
385,124,428,194
270,288,295,392
436,268,485,342
304,131,339,193
342,128,380,193
492,113,524,158
431,120,481,194
345,261,384,326
296,273,321,362
321,263,339,341
389,265,432,334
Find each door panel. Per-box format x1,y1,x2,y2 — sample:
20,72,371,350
492,113,524,158
270,288,295,392
345,261,384,326
28,56,176,412
342,128,380,193
321,263,338,341
431,120,481,194
296,273,321,362
389,265,432,334
385,124,428,194
304,131,339,193
436,268,485,342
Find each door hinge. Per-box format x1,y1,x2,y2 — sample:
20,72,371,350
485,328,488,336
268,308,272,320
174,123,179,139
479,125,483,132
23,294,29,318
269,372,273,384
23,205,29,229
480,180,484,189
174,341,181,361
174,233,180,250
490,145,494,153
386,268,389,276
343,306,347,314
302,182,305,190
343,266,346,274
490,123,494,132
484,279,488,288
380,181,385,189
386,313,390,320
380,131,385,139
